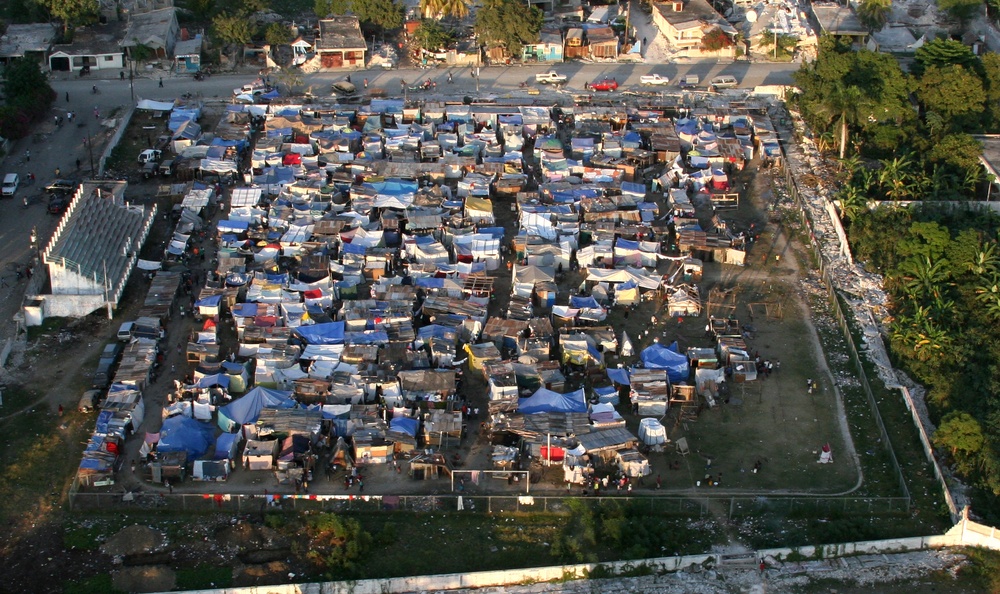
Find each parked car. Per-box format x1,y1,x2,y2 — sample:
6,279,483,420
331,81,357,96
78,389,101,413
233,82,267,97
678,74,700,89
137,149,162,164
587,78,619,91
535,71,568,85
2,173,19,197
44,179,77,194
639,74,670,86
92,342,124,389
710,75,739,89
141,160,159,179
47,193,69,214
158,159,175,176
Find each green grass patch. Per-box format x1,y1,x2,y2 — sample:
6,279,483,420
27,316,69,341
175,564,233,590
63,574,120,594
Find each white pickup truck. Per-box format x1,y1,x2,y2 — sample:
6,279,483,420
534,71,568,85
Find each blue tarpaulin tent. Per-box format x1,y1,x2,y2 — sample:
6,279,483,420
158,415,215,459
214,432,240,460
518,388,587,414
389,416,419,437
640,342,690,383
607,367,630,385
217,386,295,432
294,321,345,345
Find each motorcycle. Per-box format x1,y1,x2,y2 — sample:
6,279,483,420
193,71,204,81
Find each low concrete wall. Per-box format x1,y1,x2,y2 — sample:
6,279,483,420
42,294,106,318
171,516,1000,594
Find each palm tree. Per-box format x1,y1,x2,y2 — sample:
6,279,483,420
969,243,1000,276
421,0,471,19
819,83,869,159
837,184,868,222
898,255,950,303
878,155,915,201
856,0,892,32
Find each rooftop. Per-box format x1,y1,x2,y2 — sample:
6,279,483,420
316,16,367,51
120,6,177,48
0,23,58,58
51,24,122,56
811,3,867,37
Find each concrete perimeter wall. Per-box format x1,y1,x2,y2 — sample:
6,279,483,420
169,510,1000,594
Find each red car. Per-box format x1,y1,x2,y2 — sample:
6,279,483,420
587,78,619,92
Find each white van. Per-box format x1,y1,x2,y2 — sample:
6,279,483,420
710,75,739,89
2,173,19,196
117,321,135,341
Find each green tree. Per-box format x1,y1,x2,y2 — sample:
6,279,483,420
856,0,892,31
934,412,985,474
300,513,372,579
413,19,455,51
759,31,798,60
0,58,55,139
937,0,984,21
474,0,542,58
877,155,916,200
352,0,405,32
916,64,986,129
315,0,351,17
927,133,983,172
213,13,255,63
981,52,1000,130
265,22,293,47
914,37,978,75
48,0,99,33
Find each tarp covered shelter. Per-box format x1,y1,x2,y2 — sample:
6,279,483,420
518,387,587,414
217,386,296,432
640,342,690,384
158,415,215,459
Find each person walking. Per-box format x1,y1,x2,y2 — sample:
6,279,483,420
65,91,69,102
158,76,163,88
120,71,125,81
24,149,29,162
363,78,368,88
448,72,453,84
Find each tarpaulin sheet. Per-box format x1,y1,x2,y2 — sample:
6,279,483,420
639,342,690,384
607,367,630,385
518,387,587,414
294,321,345,345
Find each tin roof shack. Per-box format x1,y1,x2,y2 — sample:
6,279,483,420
575,426,639,462
316,17,367,68
398,369,456,406
616,447,651,477
244,439,278,470
0,23,58,64
629,368,670,416
409,452,452,480
424,409,463,447
353,425,394,464
587,26,619,60
565,28,586,59
486,361,519,413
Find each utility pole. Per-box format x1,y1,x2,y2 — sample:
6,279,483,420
87,131,95,175
129,60,135,102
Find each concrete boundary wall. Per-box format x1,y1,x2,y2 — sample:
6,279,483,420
169,511,1000,594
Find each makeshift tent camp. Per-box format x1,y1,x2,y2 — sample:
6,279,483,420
640,342,690,384
214,432,242,461
217,386,296,432
518,387,587,414
157,415,215,459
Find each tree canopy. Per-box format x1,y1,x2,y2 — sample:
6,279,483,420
352,0,405,33
413,19,455,52
48,0,99,32
474,0,542,57
856,0,892,31
0,59,55,139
